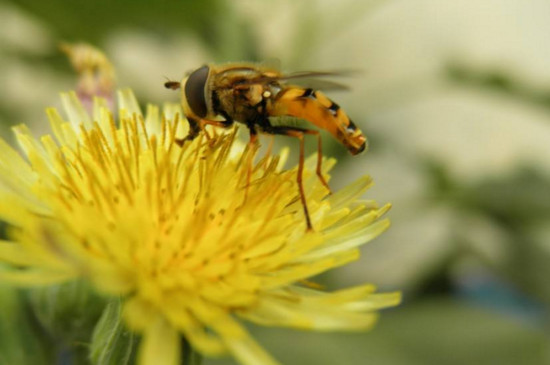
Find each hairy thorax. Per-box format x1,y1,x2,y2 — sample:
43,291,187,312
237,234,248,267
211,72,280,125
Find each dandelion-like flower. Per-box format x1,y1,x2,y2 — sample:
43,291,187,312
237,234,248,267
0,89,400,364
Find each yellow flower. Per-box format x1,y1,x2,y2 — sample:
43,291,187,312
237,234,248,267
0,90,400,365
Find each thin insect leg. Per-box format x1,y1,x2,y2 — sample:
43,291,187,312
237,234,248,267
201,119,234,145
176,114,201,147
211,127,219,140
176,115,233,147
286,129,313,231
265,134,275,158
243,131,258,204
202,124,213,142
260,125,315,231
303,129,331,194
202,119,234,129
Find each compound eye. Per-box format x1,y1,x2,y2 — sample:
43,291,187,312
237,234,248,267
184,65,209,118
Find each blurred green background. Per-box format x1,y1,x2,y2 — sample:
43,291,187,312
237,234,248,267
1,0,549,363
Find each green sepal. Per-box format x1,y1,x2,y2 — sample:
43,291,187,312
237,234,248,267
90,298,137,365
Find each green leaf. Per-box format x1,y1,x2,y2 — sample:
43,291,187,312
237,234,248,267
28,279,106,345
0,280,53,365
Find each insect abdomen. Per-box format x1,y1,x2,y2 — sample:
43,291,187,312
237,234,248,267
272,87,367,155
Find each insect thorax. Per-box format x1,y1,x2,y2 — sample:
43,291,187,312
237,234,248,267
212,80,279,125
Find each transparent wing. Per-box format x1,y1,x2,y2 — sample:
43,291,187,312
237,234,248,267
286,78,351,91
238,69,361,91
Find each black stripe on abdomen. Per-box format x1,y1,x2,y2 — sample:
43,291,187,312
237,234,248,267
328,101,340,116
301,88,314,98
346,119,358,132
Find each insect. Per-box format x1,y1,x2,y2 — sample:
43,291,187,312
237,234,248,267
165,63,367,230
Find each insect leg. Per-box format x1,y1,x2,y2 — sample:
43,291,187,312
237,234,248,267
265,134,275,157
243,127,259,204
301,129,331,194
176,115,233,146
262,125,313,231
201,119,234,129
201,118,234,141
176,114,201,147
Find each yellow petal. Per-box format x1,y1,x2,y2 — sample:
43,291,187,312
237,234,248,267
225,334,280,365
0,269,75,286
61,91,92,130
0,240,33,266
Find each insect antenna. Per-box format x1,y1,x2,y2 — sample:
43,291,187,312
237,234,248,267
164,77,181,90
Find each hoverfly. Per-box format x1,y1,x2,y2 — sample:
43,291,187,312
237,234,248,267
165,63,367,230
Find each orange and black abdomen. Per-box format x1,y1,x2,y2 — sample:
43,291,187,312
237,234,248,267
271,87,367,155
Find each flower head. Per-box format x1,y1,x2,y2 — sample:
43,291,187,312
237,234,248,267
0,89,400,364
59,41,116,113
